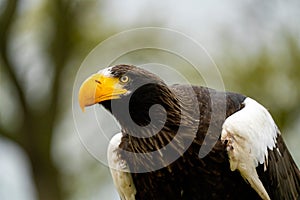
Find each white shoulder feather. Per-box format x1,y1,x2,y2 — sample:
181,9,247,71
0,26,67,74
221,97,279,200
107,133,136,200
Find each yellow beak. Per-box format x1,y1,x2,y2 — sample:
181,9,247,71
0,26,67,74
78,73,127,112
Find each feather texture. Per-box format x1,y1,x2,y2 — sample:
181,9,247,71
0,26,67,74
94,65,300,200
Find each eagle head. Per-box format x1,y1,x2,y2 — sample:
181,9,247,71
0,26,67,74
78,64,175,128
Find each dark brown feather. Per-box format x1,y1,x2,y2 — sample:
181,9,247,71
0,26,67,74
101,65,300,200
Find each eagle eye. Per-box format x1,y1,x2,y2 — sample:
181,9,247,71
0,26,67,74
119,75,130,83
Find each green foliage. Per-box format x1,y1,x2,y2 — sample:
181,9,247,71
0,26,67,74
221,35,300,131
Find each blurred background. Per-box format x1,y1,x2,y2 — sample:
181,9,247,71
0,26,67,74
0,0,299,200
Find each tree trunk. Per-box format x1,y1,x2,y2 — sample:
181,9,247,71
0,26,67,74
30,156,62,200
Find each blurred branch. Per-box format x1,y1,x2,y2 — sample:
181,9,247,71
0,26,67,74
0,0,18,40
0,0,24,141
47,0,74,125
0,126,21,144
0,0,26,112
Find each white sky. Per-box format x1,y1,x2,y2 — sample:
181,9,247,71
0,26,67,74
0,138,37,200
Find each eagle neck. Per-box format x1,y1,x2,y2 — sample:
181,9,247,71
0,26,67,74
118,84,182,152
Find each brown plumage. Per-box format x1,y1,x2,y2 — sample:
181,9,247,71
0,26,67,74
79,65,300,200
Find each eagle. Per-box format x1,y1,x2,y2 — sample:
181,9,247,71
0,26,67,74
78,65,300,200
